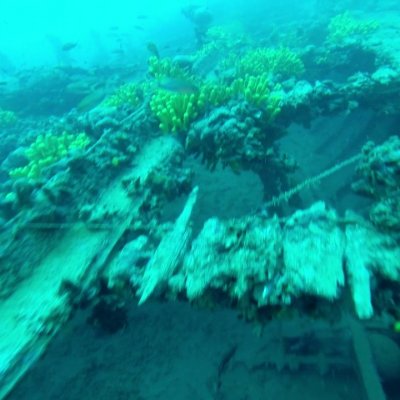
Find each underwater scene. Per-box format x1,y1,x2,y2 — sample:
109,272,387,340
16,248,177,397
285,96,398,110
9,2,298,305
0,0,400,399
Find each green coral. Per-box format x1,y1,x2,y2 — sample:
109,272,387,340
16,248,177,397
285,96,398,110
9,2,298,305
9,132,90,180
201,25,249,52
148,48,288,132
148,56,190,80
327,11,379,44
150,75,282,133
198,83,233,107
102,82,143,108
150,90,200,133
232,74,282,119
237,47,305,79
150,81,240,133
193,24,250,69
0,108,17,127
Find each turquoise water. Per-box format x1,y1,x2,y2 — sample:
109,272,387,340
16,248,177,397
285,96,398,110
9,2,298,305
0,1,400,399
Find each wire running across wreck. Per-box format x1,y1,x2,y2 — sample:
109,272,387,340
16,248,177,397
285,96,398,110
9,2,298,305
264,153,362,209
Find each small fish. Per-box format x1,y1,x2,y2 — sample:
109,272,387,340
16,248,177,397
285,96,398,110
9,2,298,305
159,77,198,94
76,88,106,112
137,14,148,20
133,25,144,31
147,42,160,59
62,42,78,51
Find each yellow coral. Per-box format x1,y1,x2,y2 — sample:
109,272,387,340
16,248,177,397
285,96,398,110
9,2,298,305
150,90,199,133
148,56,191,81
198,83,233,107
327,12,379,44
202,25,249,51
102,82,143,108
9,132,90,180
232,74,282,119
237,47,305,79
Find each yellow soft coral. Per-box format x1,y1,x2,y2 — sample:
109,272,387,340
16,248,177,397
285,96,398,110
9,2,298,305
232,74,282,119
102,82,143,108
9,132,90,180
237,47,305,79
198,83,233,107
327,11,379,44
150,90,199,133
148,56,191,81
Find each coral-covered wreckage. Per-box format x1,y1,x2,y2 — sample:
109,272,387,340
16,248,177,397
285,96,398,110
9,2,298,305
0,12,400,400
